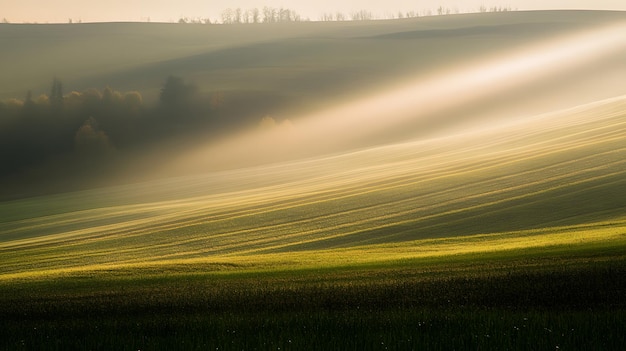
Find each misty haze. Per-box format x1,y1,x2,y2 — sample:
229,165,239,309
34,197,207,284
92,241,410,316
1,5,625,350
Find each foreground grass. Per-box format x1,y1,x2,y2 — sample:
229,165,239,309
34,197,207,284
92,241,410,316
1,240,625,350
1,92,624,349
4,308,625,350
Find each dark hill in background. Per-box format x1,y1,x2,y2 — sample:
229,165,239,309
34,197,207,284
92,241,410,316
0,10,624,198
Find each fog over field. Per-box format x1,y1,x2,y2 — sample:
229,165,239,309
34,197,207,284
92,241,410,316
0,8,624,263
1,10,626,349
1,10,624,196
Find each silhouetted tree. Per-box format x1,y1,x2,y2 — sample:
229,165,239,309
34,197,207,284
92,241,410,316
0,74,281,181
320,13,334,21
124,91,143,112
252,8,260,23
50,77,64,110
102,86,115,106
234,8,242,23
351,10,373,21
262,6,274,23
159,76,197,109
221,8,233,24
155,75,202,135
23,90,35,111
75,116,114,157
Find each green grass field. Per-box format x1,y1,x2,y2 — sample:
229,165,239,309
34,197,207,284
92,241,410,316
2,239,625,349
2,95,625,277
1,10,626,349
2,94,625,348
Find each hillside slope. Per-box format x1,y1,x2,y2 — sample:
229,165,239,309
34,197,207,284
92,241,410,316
1,10,624,107
1,95,625,277
1,11,625,278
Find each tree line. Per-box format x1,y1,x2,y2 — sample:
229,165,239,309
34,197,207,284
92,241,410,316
177,5,515,25
0,77,242,177
1,5,515,25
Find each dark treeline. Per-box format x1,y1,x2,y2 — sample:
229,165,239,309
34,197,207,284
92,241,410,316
0,76,254,180
3,5,515,25
175,5,515,25
220,6,303,24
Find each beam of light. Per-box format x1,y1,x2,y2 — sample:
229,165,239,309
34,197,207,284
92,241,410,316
173,20,626,172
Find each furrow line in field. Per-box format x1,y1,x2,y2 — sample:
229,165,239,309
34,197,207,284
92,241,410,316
236,168,626,254
2,116,624,257
2,138,619,258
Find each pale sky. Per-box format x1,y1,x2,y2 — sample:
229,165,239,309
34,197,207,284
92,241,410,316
1,0,625,23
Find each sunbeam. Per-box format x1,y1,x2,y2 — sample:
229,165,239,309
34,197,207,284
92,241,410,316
172,20,625,172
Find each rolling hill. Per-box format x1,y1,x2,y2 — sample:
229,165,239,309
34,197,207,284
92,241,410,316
0,10,625,278
1,10,624,108
1,11,626,350
1,94,625,279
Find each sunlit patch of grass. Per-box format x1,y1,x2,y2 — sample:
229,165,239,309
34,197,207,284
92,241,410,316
1,96,625,280
0,92,624,349
1,14,625,349
1,219,624,281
